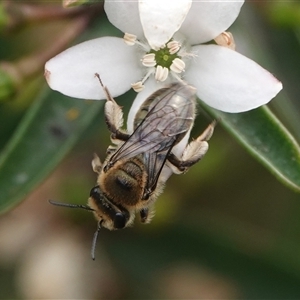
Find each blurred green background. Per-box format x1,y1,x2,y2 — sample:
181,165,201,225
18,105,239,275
0,1,300,299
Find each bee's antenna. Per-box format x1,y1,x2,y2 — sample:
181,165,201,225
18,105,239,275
48,200,94,212
91,221,102,260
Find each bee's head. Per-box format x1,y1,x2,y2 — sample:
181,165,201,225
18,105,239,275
48,185,131,260
88,185,130,230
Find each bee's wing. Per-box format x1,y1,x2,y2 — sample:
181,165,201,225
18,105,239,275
142,147,174,198
109,84,196,164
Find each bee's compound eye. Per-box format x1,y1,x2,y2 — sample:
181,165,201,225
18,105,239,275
114,213,126,229
90,186,100,199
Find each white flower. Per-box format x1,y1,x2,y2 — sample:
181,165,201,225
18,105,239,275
45,0,282,118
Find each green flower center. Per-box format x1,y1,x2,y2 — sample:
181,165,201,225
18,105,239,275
150,46,179,69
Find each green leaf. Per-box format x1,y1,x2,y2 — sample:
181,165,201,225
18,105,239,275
0,82,103,213
204,105,300,193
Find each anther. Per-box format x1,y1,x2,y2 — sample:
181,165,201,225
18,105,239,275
167,40,181,55
155,65,169,82
214,31,236,50
131,81,145,92
141,53,156,67
124,33,137,46
170,58,185,74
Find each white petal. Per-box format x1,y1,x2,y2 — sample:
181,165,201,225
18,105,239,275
185,45,282,113
180,0,244,45
104,0,144,39
139,0,192,50
45,37,143,100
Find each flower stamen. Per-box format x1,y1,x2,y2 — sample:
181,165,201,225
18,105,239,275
127,34,189,88
131,69,155,92
124,33,137,46
123,33,150,51
131,82,144,93
170,58,185,74
155,65,169,82
214,32,236,50
141,53,156,67
167,40,181,55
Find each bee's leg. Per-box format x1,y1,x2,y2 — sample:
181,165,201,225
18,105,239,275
168,121,216,173
106,145,117,155
195,120,216,141
91,153,102,174
95,73,129,142
105,99,130,141
140,208,149,223
139,206,155,224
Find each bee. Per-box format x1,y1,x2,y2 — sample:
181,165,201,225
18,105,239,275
50,75,215,259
